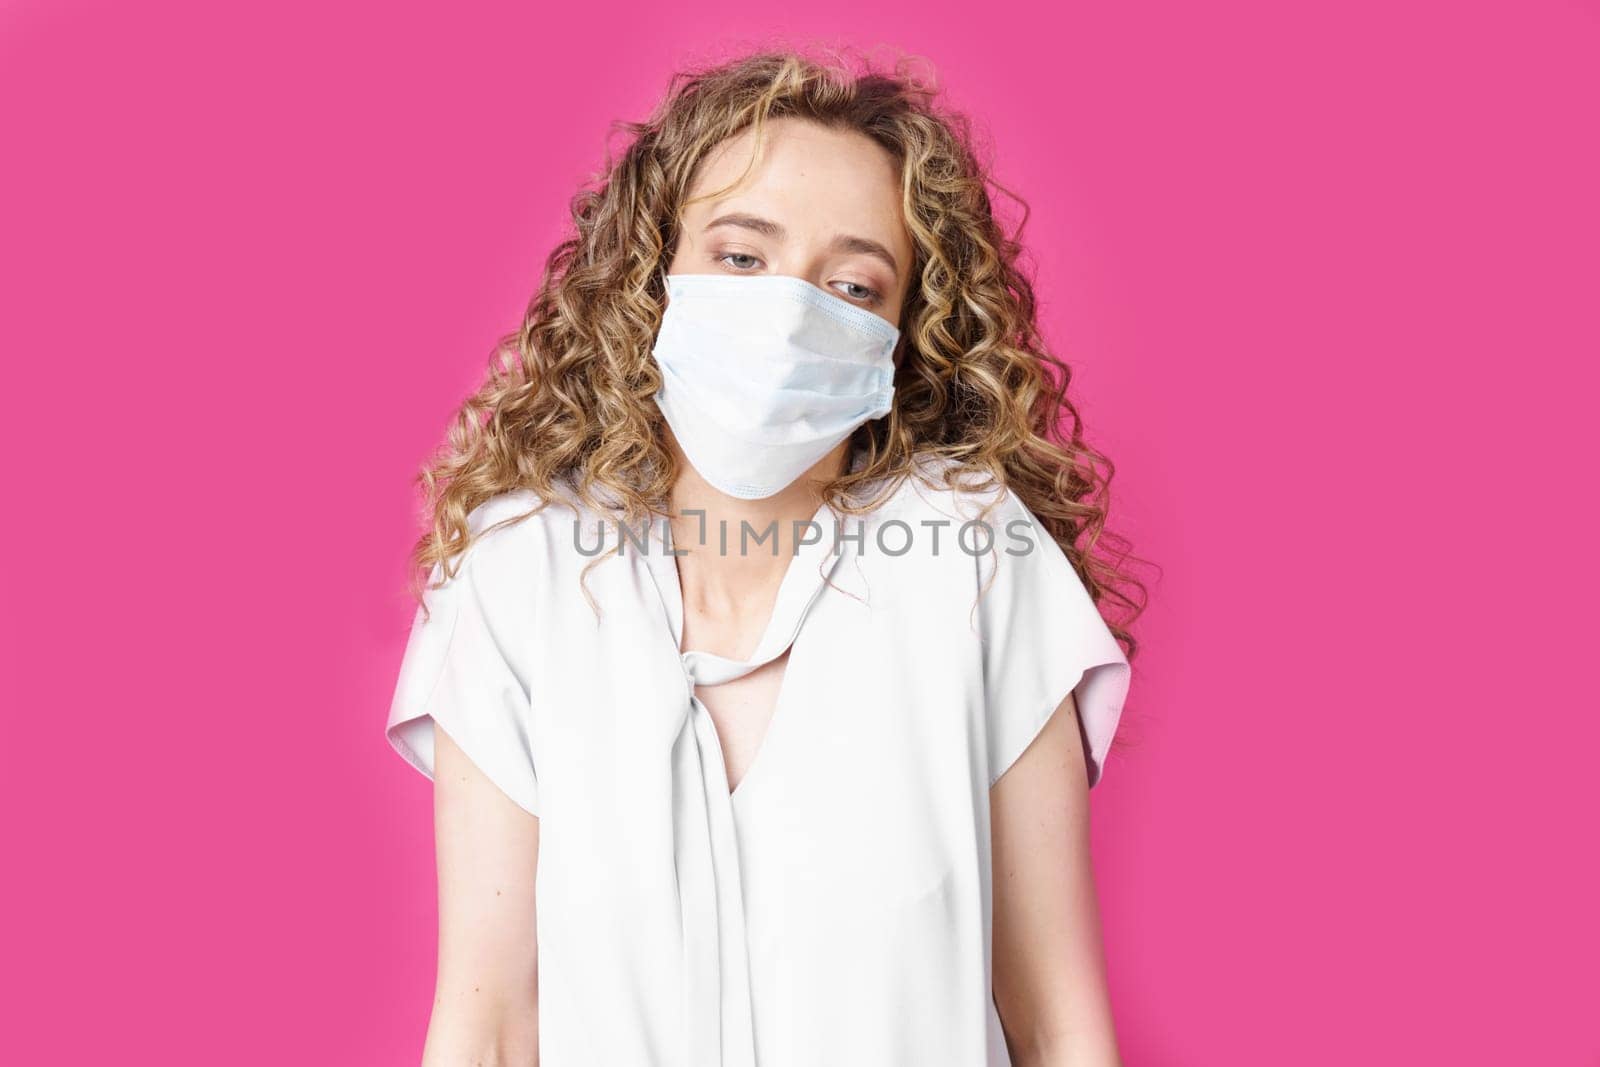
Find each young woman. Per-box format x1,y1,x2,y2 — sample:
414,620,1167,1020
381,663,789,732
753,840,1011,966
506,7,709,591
386,48,1145,1067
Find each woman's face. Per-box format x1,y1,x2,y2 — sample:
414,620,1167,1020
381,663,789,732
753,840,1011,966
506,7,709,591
666,116,915,329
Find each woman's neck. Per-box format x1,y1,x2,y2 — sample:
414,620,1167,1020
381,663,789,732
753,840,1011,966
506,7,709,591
665,436,848,627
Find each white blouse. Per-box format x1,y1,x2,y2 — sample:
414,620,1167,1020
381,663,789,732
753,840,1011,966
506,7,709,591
385,450,1131,1067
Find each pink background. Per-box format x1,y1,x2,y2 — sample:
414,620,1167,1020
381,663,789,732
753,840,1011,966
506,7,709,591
3,0,1596,1062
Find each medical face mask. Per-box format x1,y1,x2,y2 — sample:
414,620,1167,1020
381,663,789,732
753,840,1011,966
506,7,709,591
649,272,900,499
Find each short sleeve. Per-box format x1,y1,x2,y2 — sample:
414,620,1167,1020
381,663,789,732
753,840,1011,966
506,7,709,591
978,490,1131,790
385,546,541,817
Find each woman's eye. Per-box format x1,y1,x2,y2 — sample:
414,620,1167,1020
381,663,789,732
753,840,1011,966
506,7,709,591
834,280,882,305
719,253,761,270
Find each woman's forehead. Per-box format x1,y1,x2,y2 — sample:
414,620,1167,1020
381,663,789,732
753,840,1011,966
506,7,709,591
685,120,910,256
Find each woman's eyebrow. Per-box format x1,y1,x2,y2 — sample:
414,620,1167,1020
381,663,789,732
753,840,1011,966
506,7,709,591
830,234,901,280
706,212,784,238
705,212,902,280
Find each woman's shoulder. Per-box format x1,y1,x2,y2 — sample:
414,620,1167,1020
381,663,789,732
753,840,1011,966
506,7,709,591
864,452,1029,529
452,482,594,579
461,486,553,544
841,453,1040,584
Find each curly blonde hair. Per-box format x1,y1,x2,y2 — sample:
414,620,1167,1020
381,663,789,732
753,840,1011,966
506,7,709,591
406,44,1150,666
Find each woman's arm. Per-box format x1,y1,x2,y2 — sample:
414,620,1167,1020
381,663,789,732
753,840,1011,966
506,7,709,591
990,691,1122,1067
422,726,541,1066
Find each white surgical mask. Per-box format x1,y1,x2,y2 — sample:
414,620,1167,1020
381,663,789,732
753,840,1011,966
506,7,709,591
650,272,899,499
